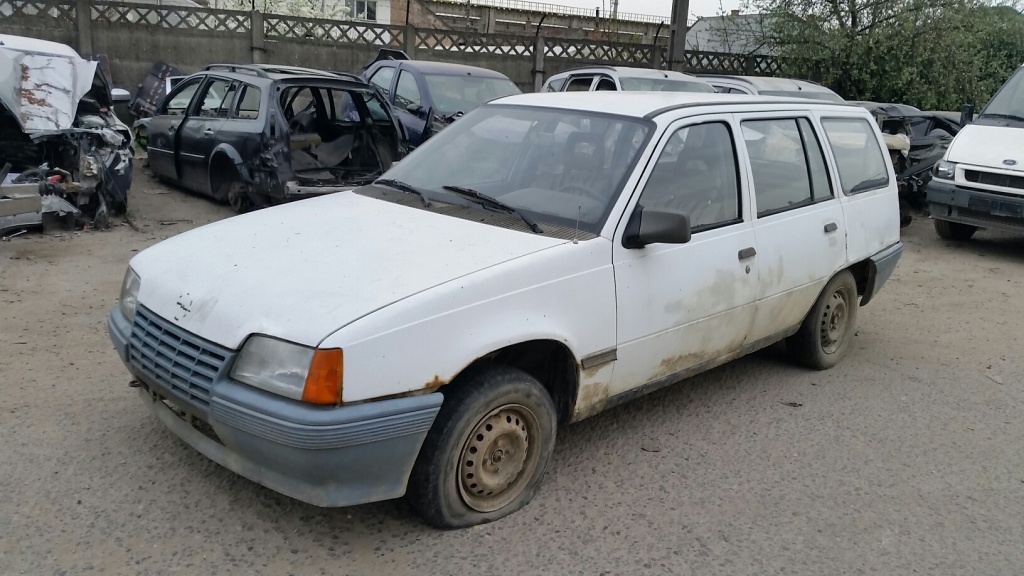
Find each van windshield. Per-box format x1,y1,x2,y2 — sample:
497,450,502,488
979,66,1024,123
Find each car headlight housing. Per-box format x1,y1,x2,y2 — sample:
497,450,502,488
119,267,141,322
231,336,343,404
934,160,957,180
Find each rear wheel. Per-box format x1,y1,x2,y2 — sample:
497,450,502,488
407,366,557,528
934,219,977,241
787,270,859,370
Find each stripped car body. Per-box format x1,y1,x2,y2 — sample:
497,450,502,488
0,34,132,233
144,64,406,211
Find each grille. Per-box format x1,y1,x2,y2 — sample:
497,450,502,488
964,169,1024,190
128,307,230,415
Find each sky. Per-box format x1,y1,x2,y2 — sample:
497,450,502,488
550,0,743,19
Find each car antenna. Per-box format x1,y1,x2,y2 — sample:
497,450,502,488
572,205,581,244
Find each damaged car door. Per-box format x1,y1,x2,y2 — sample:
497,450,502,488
177,77,234,193
147,76,204,182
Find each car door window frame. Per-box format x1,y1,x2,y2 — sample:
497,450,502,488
565,75,596,92
594,75,618,91
738,113,836,219
232,83,262,120
394,69,422,111
369,65,396,99
194,76,234,119
159,76,205,116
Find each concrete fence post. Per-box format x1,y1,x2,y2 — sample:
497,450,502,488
532,35,545,93
250,11,266,64
404,25,418,58
76,0,93,56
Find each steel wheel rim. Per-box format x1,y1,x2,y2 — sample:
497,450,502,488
227,182,247,213
457,404,539,513
819,286,850,354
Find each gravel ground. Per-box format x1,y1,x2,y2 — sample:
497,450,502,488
1,166,1023,575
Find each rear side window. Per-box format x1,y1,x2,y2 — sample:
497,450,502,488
595,77,617,91
565,76,593,91
235,85,261,119
821,118,891,195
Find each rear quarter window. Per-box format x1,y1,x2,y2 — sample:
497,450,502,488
820,117,891,195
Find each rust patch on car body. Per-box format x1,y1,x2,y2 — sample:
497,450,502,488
424,374,447,390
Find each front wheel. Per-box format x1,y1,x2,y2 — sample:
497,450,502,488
787,270,859,370
934,219,977,241
407,366,557,528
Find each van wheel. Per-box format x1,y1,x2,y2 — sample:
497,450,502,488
934,219,977,241
407,366,557,528
787,270,859,370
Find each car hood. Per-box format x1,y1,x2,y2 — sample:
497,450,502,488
130,192,565,349
947,124,1024,172
0,37,100,132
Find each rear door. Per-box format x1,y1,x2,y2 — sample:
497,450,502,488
737,114,848,343
146,76,204,181
177,77,234,194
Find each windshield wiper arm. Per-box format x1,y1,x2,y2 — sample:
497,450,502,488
978,113,1024,123
442,185,543,233
375,179,431,207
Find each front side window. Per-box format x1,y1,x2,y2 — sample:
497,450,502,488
197,79,232,118
422,75,521,116
639,121,740,231
378,105,653,233
369,66,395,97
162,77,203,116
820,117,891,195
394,70,421,110
743,117,833,216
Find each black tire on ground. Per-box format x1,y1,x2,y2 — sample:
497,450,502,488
787,270,859,370
406,365,557,529
934,219,977,241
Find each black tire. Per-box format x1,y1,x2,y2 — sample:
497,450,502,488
407,366,557,529
787,270,859,370
934,219,977,241
212,174,250,214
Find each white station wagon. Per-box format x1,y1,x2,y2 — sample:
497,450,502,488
109,92,903,528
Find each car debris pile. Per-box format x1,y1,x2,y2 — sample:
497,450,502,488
0,35,133,235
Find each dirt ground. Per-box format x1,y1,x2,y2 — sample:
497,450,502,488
2,165,1023,575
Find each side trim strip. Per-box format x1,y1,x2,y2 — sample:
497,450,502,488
581,348,617,370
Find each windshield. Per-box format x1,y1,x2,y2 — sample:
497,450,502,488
619,77,716,93
423,74,522,116
760,90,845,103
378,105,653,233
980,66,1024,119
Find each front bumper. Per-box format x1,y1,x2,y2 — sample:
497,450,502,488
108,306,443,507
927,179,1024,233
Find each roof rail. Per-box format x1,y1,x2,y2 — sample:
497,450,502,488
549,65,620,75
204,64,270,78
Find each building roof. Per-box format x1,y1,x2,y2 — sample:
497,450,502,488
685,13,773,56
492,91,853,118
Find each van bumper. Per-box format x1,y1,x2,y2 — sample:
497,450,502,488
860,242,903,307
927,179,1024,233
108,306,443,508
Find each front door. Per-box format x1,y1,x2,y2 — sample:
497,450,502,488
736,115,848,342
610,116,759,398
392,69,427,145
147,76,205,181
178,77,233,194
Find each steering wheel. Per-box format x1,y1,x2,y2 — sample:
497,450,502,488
558,183,602,201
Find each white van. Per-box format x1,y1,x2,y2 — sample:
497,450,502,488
927,65,1024,240
108,92,902,528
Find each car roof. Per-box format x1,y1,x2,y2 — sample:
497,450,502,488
199,64,369,85
549,66,706,81
700,74,836,93
385,59,512,79
492,91,858,119
0,34,82,59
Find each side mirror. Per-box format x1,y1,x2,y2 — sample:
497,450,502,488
407,103,424,116
111,88,132,104
960,103,974,126
622,206,692,249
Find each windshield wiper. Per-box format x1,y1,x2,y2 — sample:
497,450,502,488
375,179,431,207
978,113,1024,123
442,185,543,233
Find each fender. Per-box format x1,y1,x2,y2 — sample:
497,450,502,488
208,144,254,184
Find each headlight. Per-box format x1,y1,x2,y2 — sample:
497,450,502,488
231,336,343,404
119,267,141,322
934,160,957,180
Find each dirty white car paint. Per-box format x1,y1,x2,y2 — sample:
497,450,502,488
111,92,902,522
0,35,99,132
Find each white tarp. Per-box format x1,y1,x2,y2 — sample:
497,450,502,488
0,35,98,133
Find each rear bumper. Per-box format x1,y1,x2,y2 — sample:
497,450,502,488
861,241,903,307
927,179,1024,233
108,306,443,507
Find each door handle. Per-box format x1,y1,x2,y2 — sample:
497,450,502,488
738,247,756,260
202,129,215,137
167,125,178,133
824,222,839,233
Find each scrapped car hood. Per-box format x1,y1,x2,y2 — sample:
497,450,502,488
131,192,565,349
947,124,1024,172
0,40,97,132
